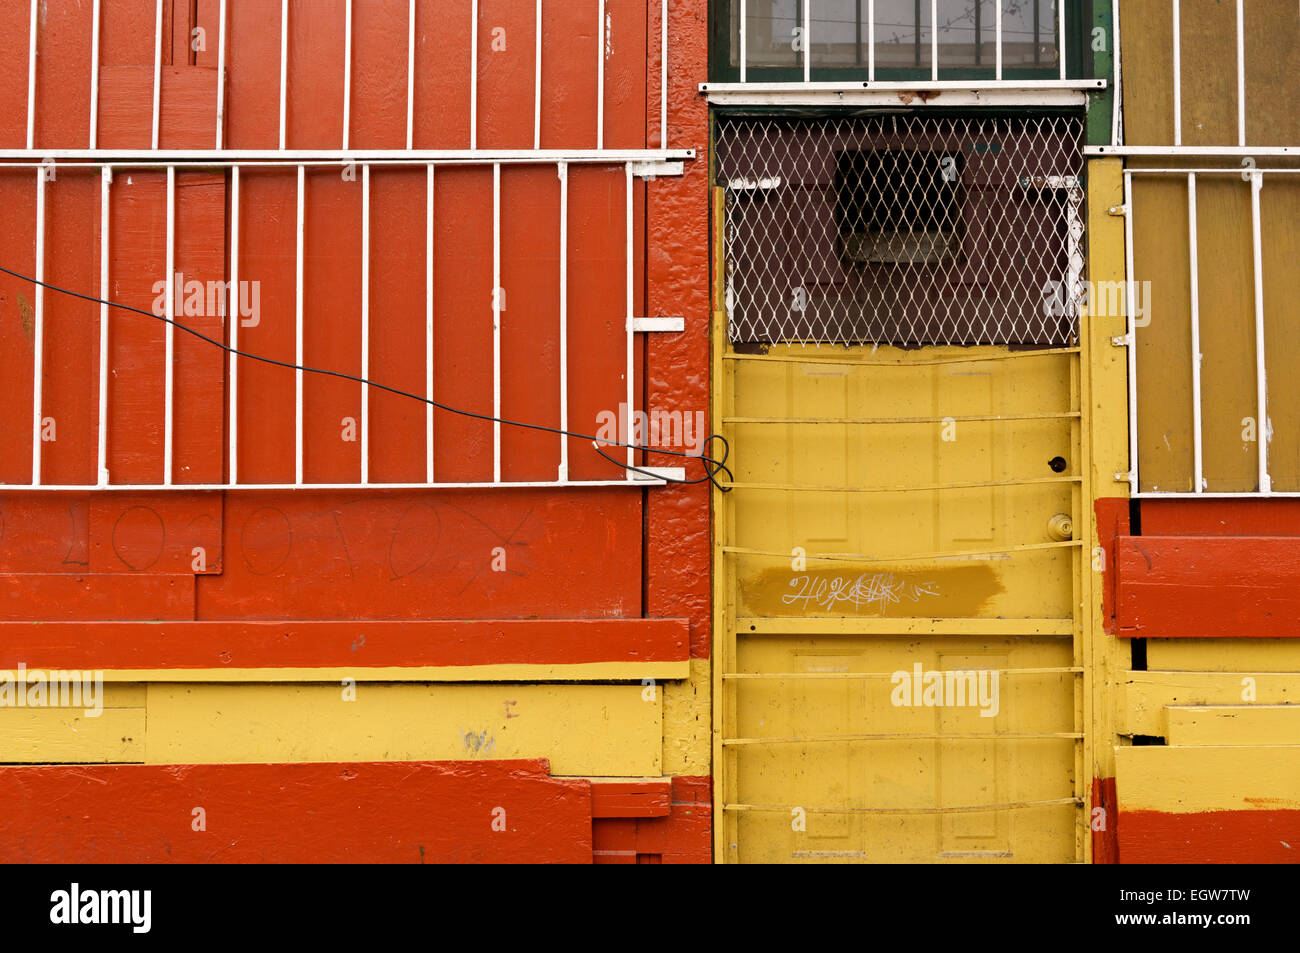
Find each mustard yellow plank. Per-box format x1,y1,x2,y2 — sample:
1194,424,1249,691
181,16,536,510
1166,705,1300,746
1123,671,1300,736
662,657,710,776
1147,640,1300,673
1116,745,1300,813
0,708,144,762
144,683,660,776
94,662,687,683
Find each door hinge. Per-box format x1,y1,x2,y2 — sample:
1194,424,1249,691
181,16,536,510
1111,333,1133,347
1108,203,1128,216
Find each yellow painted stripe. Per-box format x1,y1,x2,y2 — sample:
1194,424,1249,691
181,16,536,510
88,661,688,683
144,682,661,776
1123,671,1300,736
1147,639,1300,672
1116,745,1300,812
0,708,145,762
1166,705,1300,746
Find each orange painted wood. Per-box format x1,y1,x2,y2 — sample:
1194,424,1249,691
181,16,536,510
1141,499,1300,536
1091,776,1119,864
225,0,283,148
591,779,672,818
286,0,346,150
1118,809,1300,863
33,0,94,148
89,493,222,574
0,572,194,621
0,617,688,671
0,760,594,863
413,0,472,149
1116,535,1300,637
0,496,90,571
592,775,711,863
477,0,538,151
1095,498,1129,636
0,172,37,484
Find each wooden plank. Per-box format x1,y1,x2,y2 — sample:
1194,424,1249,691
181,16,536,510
0,495,90,572
1165,704,1300,746
0,618,689,672
0,708,144,763
590,779,672,818
89,492,222,574
1117,744,1300,812
143,682,662,776
1123,670,1300,736
1148,638,1300,671
1117,535,1300,637
0,573,194,622
0,759,593,863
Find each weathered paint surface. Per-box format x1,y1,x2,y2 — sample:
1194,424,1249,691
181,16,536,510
0,0,711,862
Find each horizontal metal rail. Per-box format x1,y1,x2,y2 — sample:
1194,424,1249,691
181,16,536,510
722,475,1080,494
723,733,1081,745
723,797,1081,815
725,412,1077,425
723,540,1082,564
0,149,694,165
724,347,1080,368
724,667,1082,679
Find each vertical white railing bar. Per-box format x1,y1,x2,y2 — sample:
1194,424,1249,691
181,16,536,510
1235,0,1246,146
1187,173,1203,492
492,162,502,483
534,0,543,150
426,164,435,483
625,163,634,473
739,0,746,83
994,0,1001,80
470,0,478,149
228,166,240,485
361,163,370,484
597,0,605,147
98,166,111,486
1171,0,1181,146
1250,170,1269,493
26,0,37,149
930,0,938,80
660,0,667,148
152,0,163,150
342,0,352,150
215,0,227,149
868,0,875,80
90,0,101,148
805,0,812,82
163,166,175,485
1123,172,1138,497
32,169,45,485
1111,0,1123,146
1058,0,1066,79
295,164,305,485
407,0,416,151
279,0,288,150
558,161,568,481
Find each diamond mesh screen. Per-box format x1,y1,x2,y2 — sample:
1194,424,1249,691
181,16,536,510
716,114,1085,346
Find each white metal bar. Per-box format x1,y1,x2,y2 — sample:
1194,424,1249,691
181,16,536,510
90,0,101,148
279,0,288,150
597,0,605,147
1123,172,1138,497
98,167,111,486
1187,173,1203,492
0,148,696,163
492,162,501,483
633,316,685,332
7,480,663,492
1058,0,1066,79
625,163,634,473
407,0,416,151
361,163,370,484
343,0,353,150
1235,0,1246,146
26,0,37,149
994,0,1001,80
152,0,163,150
535,0,543,150
215,0,227,149
930,0,938,80
558,161,568,481
1172,0,1181,147
163,166,175,485
867,0,874,81
703,85,1093,107
739,0,746,83
1250,171,1269,493
1111,0,1122,146
32,169,44,485
660,0,667,148
426,164,434,483
295,164,305,485
470,0,478,149
228,166,240,485
805,0,812,83
1088,145,1296,157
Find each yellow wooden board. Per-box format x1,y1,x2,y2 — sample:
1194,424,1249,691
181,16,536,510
1123,671,1300,737
1147,639,1300,672
143,683,661,776
1116,744,1300,812
1166,704,1300,746
0,708,145,763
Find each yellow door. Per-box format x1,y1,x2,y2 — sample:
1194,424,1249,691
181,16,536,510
711,114,1089,863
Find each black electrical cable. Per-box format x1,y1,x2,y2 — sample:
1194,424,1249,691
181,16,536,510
0,264,732,490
